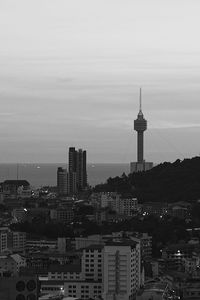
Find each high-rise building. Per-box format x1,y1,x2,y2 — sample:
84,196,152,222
68,147,87,195
130,89,153,173
76,149,87,190
57,167,68,196
103,241,141,300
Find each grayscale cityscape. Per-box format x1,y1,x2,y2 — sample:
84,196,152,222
0,1,200,300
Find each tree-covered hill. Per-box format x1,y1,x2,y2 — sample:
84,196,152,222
93,157,200,203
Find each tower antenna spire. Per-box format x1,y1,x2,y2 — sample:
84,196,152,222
139,87,142,112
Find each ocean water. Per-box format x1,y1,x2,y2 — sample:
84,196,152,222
0,163,130,188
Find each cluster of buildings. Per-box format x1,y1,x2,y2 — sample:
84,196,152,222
0,225,188,300
0,186,198,300
89,192,192,224
91,192,138,217
57,147,87,196
0,228,150,300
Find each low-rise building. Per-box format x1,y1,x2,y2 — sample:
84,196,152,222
136,282,170,300
0,254,26,274
131,233,152,260
48,264,82,281
50,208,74,223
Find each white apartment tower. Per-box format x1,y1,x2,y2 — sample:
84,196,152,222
103,241,141,300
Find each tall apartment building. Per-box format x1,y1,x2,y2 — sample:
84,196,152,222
76,149,87,190
68,147,87,195
103,241,141,300
57,167,68,196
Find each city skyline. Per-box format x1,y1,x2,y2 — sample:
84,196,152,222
0,0,200,163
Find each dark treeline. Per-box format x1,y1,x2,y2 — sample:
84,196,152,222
94,157,200,203
10,215,190,257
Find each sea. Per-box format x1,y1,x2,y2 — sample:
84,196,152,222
0,163,130,188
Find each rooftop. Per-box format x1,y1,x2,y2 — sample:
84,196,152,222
144,282,168,291
49,263,81,273
105,239,138,247
84,244,104,250
3,180,30,186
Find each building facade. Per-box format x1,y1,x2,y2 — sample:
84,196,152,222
57,167,68,196
68,147,87,195
103,241,141,300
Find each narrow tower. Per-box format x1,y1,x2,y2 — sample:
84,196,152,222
130,89,153,173
134,88,147,163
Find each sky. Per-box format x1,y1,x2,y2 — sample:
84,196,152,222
0,0,200,163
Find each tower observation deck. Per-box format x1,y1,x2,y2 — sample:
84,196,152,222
130,89,153,173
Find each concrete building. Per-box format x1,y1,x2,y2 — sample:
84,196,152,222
12,231,26,253
136,282,170,300
103,241,141,300
50,208,74,223
57,167,68,196
12,207,28,222
131,233,152,261
130,89,153,173
40,238,142,300
130,161,153,173
142,202,168,217
48,264,82,281
68,147,87,195
0,227,9,253
161,243,199,270
117,198,138,216
75,235,103,250
100,192,120,209
2,180,30,199
0,227,26,254
76,149,87,191
82,245,103,282
100,193,138,217
26,239,57,251
64,281,102,300
0,253,26,274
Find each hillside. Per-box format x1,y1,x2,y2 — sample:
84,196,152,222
93,157,200,203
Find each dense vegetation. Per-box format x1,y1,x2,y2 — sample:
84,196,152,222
10,215,191,257
94,157,200,203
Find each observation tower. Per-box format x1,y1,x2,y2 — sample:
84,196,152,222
130,89,153,173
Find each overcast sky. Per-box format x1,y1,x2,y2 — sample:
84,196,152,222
0,0,200,163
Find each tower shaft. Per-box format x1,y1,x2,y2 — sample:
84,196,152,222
137,131,144,163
